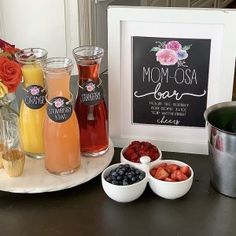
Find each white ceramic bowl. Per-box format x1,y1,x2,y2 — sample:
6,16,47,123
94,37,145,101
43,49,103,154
120,141,162,171
148,160,194,200
101,163,148,203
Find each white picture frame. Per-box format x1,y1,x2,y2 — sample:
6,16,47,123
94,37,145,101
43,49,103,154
108,6,236,154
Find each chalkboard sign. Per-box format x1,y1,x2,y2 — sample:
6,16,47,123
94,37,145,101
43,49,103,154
133,36,211,127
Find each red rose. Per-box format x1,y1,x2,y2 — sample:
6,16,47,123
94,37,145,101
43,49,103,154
0,57,22,92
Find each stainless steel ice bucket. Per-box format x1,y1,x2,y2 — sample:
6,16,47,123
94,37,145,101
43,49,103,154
204,101,236,197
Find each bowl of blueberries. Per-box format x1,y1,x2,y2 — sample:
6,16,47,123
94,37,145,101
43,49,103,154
101,163,148,203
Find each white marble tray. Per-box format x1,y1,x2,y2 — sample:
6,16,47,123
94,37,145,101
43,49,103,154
0,141,114,193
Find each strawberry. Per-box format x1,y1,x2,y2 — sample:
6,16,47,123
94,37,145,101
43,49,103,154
150,168,157,177
166,164,179,173
176,170,188,181
170,170,178,181
180,166,191,177
157,163,167,168
154,167,169,180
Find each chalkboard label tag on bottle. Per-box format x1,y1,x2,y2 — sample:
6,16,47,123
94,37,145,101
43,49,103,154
23,85,46,109
47,97,72,123
79,81,104,106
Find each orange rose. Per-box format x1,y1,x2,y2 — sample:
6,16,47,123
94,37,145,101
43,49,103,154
0,57,22,92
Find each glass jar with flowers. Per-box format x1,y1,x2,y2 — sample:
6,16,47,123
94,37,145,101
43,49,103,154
0,39,22,116
0,39,22,169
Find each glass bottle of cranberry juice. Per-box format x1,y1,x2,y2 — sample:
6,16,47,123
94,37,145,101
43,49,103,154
73,46,108,156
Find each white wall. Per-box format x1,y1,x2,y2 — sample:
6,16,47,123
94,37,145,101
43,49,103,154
0,0,68,57
0,0,80,71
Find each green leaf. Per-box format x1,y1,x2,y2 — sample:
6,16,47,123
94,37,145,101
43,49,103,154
150,47,161,52
182,44,192,51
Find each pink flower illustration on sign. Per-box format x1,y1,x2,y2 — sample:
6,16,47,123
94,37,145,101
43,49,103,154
166,41,182,51
30,86,40,95
54,98,64,108
86,82,95,92
156,49,178,66
150,40,192,66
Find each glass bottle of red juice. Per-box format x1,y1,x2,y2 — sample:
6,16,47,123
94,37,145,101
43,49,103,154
73,46,108,156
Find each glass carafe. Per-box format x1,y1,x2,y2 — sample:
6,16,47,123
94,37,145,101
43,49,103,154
15,48,47,159
43,57,80,175
73,46,109,157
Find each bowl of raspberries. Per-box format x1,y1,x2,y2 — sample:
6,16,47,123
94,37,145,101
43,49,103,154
120,140,162,169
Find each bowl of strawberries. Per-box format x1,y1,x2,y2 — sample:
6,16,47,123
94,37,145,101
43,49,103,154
120,140,162,169
148,160,194,200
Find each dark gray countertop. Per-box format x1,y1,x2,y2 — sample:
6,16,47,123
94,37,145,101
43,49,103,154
0,148,236,236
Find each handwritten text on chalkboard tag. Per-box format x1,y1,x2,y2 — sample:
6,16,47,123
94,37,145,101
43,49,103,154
79,80,104,106
23,85,46,109
47,97,72,123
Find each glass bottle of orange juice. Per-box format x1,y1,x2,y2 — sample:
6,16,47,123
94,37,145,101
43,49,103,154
15,48,48,159
43,57,80,175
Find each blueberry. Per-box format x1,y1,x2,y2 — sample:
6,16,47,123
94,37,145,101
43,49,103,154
116,175,122,181
118,170,124,176
130,171,135,176
127,173,133,179
116,167,121,173
111,171,118,177
111,180,119,185
123,176,128,181
131,176,137,183
105,176,112,183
